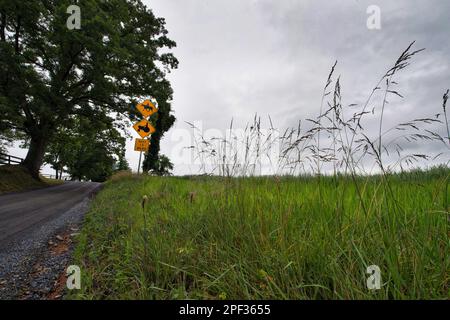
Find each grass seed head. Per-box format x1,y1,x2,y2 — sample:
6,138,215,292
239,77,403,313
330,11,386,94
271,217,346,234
189,192,196,203
142,195,148,210
443,89,449,112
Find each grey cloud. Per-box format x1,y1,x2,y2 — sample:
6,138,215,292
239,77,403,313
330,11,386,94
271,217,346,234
144,0,450,175
10,0,448,175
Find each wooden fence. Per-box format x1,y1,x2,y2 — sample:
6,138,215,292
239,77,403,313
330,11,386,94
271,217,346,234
0,152,24,165
40,173,71,181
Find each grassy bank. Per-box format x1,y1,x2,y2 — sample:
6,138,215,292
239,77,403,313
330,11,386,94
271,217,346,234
0,165,63,195
71,170,449,299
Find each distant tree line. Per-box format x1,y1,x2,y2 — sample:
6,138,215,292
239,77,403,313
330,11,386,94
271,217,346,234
43,115,130,182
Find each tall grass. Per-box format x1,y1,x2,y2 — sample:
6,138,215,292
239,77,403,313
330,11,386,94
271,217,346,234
187,42,448,177
70,42,449,300
71,171,448,299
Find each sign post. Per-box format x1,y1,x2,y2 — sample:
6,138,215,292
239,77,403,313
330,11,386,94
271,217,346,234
137,150,143,175
132,100,157,174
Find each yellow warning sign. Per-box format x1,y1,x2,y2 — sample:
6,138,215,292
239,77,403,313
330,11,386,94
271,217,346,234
134,138,150,152
133,119,155,138
136,100,157,118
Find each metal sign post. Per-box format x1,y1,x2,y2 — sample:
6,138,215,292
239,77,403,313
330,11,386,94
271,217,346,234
135,138,150,174
137,150,143,174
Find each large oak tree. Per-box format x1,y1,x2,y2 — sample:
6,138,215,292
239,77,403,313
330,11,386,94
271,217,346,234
0,0,178,178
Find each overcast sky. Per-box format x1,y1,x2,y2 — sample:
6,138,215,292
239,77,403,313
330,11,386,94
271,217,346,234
10,0,450,175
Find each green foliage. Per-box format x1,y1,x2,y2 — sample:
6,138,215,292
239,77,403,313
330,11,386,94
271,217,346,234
71,170,449,299
43,133,69,179
44,115,127,182
145,153,173,176
0,0,178,176
114,154,131,172
0,114,20,153
142,103,176,174
0,139,8,153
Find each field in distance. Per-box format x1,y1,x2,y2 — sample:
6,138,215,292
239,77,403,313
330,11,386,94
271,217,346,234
70,168,449,300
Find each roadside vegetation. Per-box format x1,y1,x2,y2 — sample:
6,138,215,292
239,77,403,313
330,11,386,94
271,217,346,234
0,165,63,194
71,168,448,299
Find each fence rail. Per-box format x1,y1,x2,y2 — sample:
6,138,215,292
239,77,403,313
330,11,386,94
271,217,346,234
40,173,71,181
0,152,24,165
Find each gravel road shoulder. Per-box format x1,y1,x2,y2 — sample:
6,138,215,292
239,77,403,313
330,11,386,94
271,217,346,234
0,190,99,300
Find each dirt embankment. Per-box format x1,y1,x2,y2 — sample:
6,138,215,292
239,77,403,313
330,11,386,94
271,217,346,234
0,165,63,195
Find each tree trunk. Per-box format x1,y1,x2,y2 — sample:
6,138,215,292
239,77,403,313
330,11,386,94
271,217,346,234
55,168,58,179
23,135,48,180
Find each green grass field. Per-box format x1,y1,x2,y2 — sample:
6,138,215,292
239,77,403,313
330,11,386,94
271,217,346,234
71,169,449,300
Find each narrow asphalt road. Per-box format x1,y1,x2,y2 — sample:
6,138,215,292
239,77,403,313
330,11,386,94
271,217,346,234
0,181,101,245
0,181,101,299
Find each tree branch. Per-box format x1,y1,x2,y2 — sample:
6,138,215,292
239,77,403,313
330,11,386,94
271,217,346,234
14,14,21,54
0,11,6,42
60,46,85,82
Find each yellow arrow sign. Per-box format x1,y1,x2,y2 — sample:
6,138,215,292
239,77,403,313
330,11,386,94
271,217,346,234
133,119,155,138
134,138,150,152
136,100,157,118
